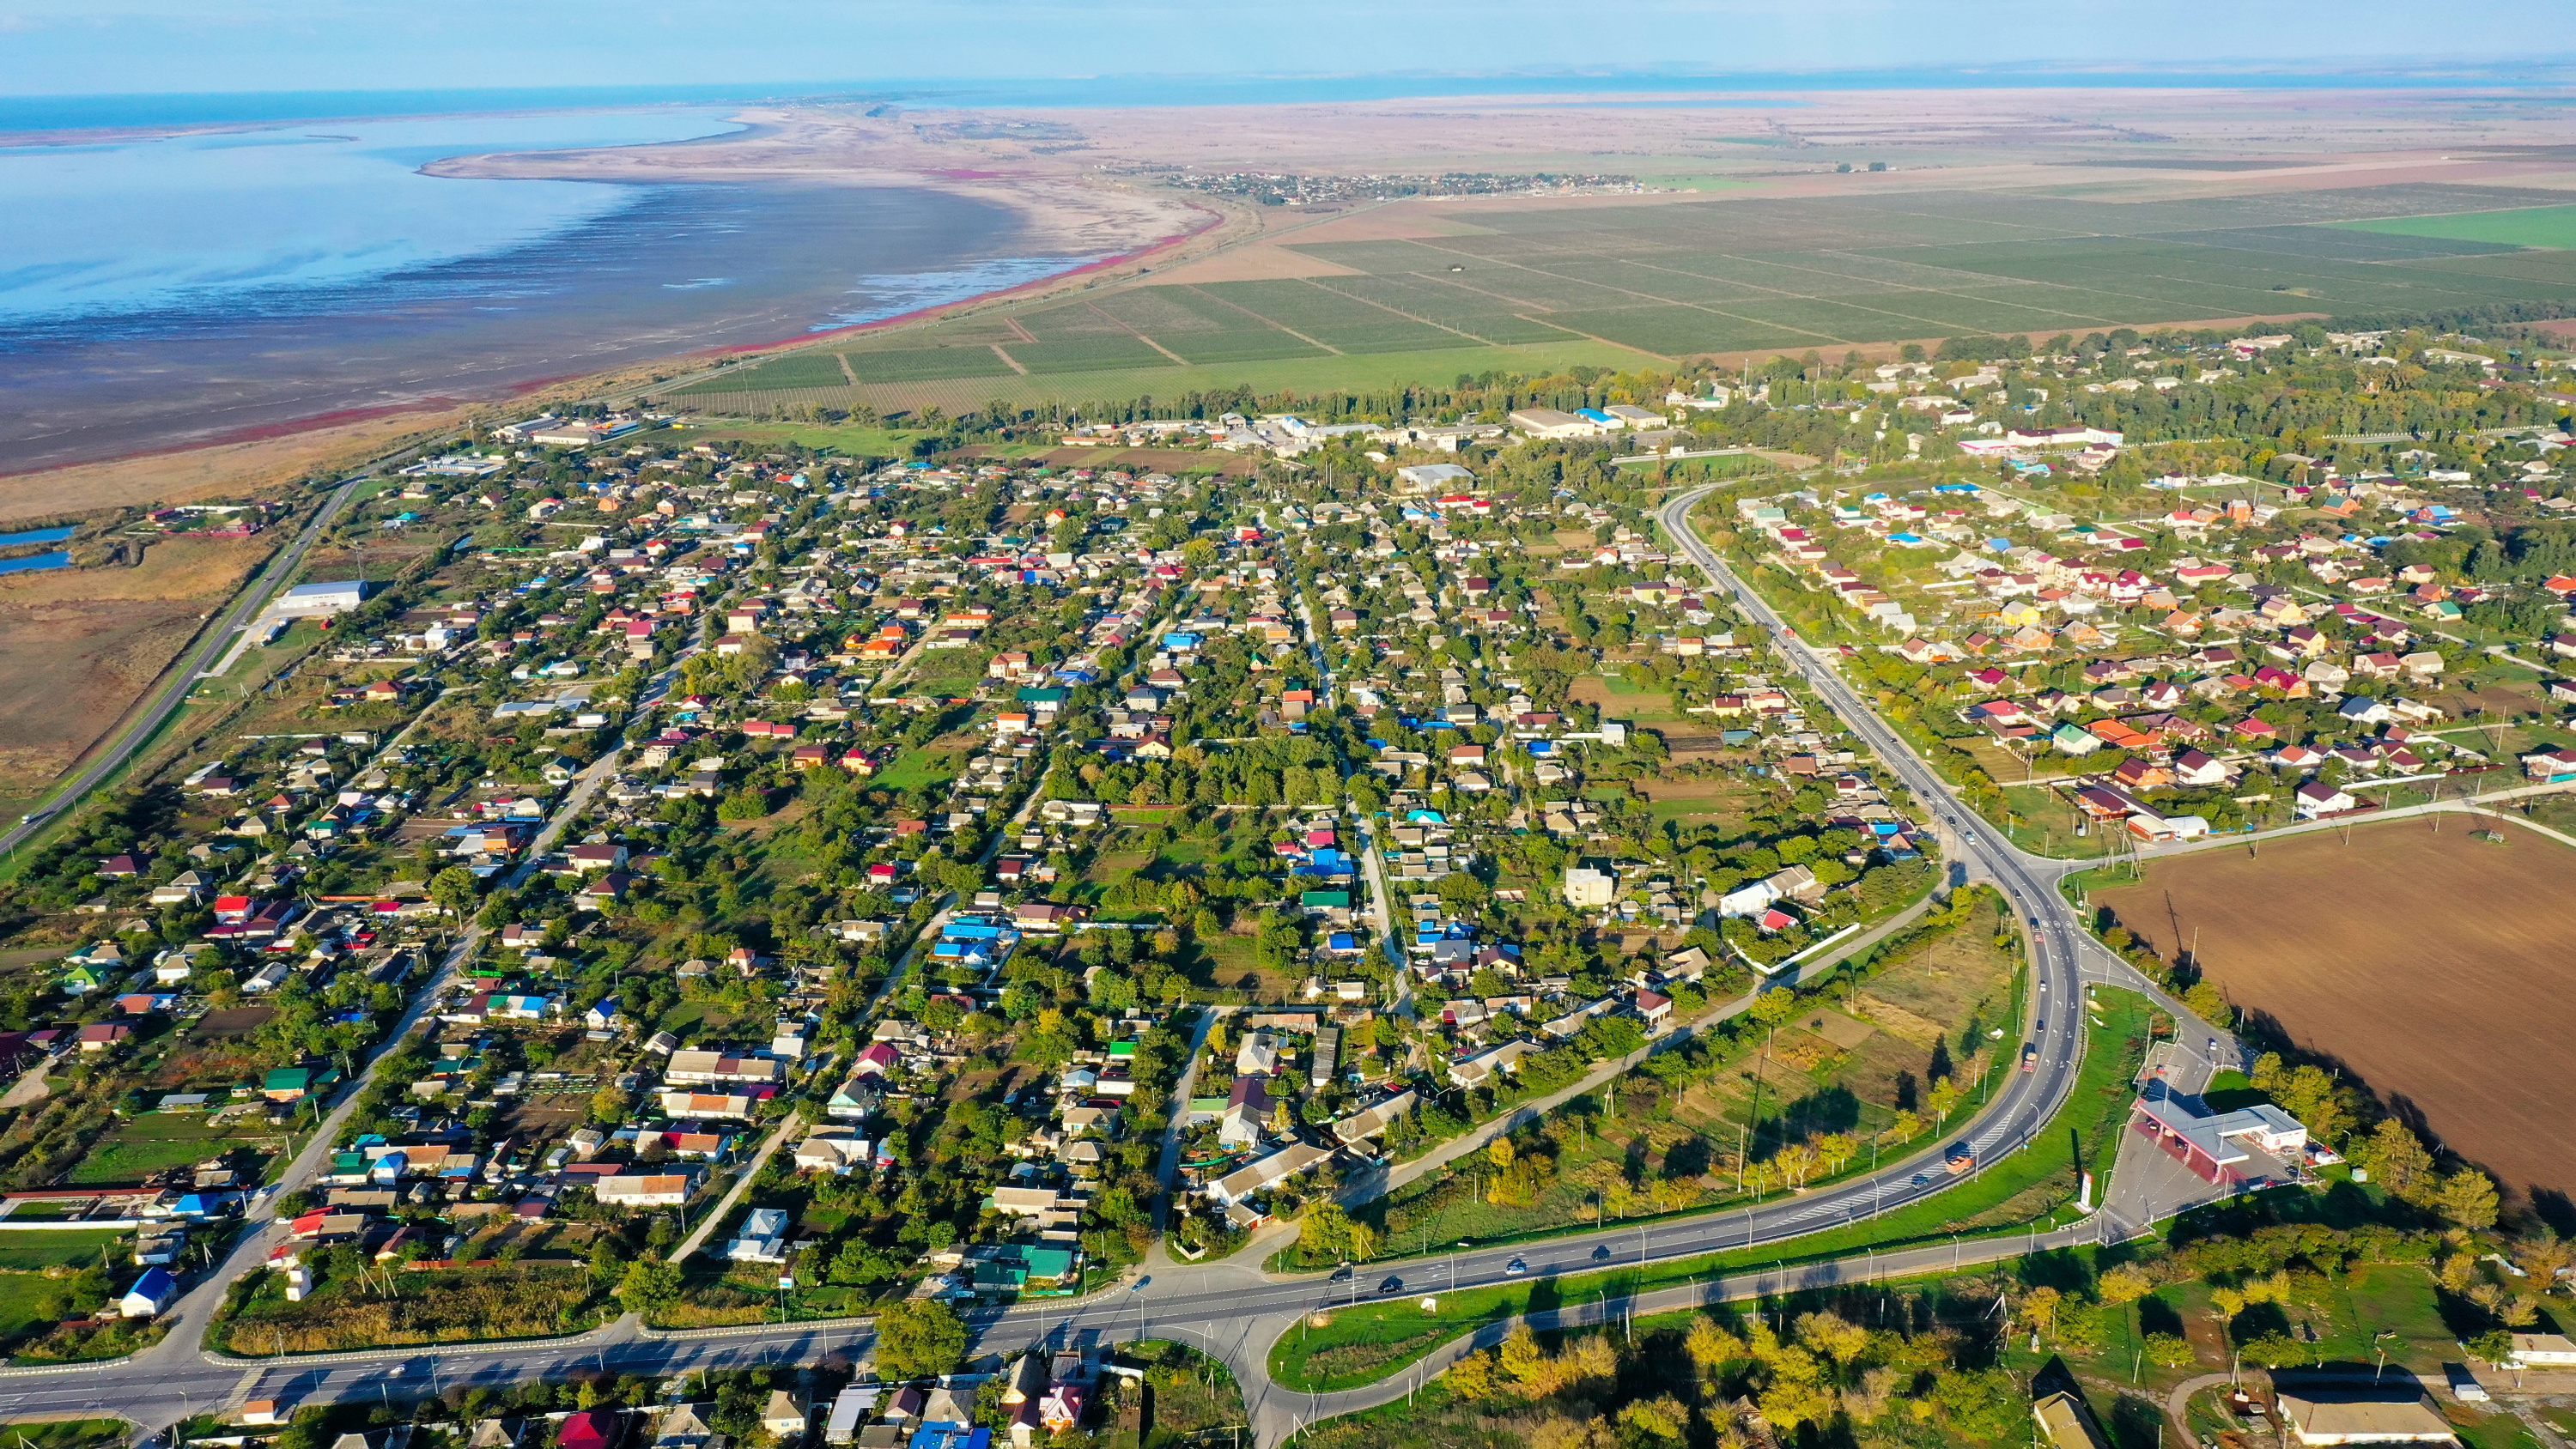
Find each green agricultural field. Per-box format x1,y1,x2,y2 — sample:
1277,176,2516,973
655,179,2576,418
844,346,1018,383
671,352,852,393
1000,336,1178,373
2337,203,2576,252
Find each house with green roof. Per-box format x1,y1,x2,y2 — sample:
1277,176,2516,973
263,1065,339,1102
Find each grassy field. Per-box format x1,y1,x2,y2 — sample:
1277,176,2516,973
0,1421,129,1449
2093,818,2576,1203
0,1230,125,1272
66,1113,278,1186
871,741,968,795
1998,784,2117,860
0,1273,60,1349
214,1259,608,1351
1268,988,2158,1391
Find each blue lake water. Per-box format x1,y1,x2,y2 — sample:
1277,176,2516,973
0,110,742,326
0,107,1081,472
0,526,76,548
0,551,70,575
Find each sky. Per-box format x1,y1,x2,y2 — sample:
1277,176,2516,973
0,0,2567,98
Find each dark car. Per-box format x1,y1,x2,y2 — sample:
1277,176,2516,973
1380,1276,1405,1294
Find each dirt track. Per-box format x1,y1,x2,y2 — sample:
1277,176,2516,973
2095,817,2576,1203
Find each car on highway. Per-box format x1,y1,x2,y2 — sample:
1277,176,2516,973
1380,1276,1404,1294
1945,1143,1976,1174
1592,1245,1612,1261
1507,1257,1528,1276
2021,1043,2038,1071
1328,1264,1352,1281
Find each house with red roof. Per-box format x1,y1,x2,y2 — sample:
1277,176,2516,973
557,1410,622,1449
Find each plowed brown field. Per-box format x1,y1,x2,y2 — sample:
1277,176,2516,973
2094,817,2576,1202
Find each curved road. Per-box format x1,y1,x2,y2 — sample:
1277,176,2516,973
15,488,2239,1446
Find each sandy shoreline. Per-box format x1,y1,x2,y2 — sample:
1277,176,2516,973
423,107,1218,292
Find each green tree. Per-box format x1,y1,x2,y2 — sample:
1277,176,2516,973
875,1299,969,1379
430,866,480,924
1747,988,1801,1029
2360,1119,2437,1203
2438,1169,2500,1231
2144,1332,2197,1369
1930,1369,2022,1440
617,1258,680,1318
2099,1264,2155,1307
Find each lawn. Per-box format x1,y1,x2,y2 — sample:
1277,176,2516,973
2067,1262,2455,1404
870,743,966,795
1267,987,2158,1391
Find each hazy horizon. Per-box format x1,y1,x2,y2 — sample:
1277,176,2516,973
5,62,2575,136
0,0,2569,103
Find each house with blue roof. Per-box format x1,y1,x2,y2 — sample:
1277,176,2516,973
120,1265,179,1318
